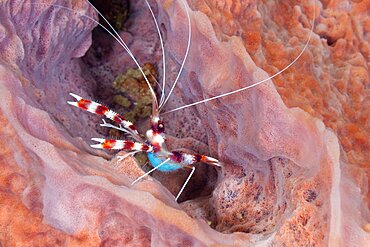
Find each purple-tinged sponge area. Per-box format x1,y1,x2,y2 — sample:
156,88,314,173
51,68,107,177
0,0,368,246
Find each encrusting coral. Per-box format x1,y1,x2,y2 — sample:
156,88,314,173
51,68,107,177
190,0,369,195
0,0,368,246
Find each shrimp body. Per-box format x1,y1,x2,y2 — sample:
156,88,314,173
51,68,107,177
147,152,182,172
147,149,221,172
67,91,221,165
68,90,220,203
145,112,221,170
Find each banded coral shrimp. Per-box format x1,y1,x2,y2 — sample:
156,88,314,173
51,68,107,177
29,0,315,203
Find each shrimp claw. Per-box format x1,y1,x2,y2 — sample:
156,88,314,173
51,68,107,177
68,93,138,134
90,138,153,152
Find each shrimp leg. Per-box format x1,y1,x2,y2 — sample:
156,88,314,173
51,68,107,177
68,93,142,141
175,166,196,201
90,138,153,152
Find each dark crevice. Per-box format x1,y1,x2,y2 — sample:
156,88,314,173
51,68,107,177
320,34,337,46
89,0,130,31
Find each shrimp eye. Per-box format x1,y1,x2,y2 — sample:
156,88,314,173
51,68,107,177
158,123,165,132
151,120,165,133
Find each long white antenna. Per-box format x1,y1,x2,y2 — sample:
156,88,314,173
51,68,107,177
30,2,159,110
162,1,316,114
131,158,170,185
31,1,158,108
159,0,191,111
84,1,158,110
29,4,125,55
145,0,167,107
175,166,195,201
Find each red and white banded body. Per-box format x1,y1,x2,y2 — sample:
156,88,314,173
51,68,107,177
68,93,221,168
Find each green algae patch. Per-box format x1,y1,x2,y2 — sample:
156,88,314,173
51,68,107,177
109,63,158,166
113,95,131,108
112,63,158,123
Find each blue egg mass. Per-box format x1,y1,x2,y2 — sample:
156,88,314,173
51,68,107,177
147,152,182,172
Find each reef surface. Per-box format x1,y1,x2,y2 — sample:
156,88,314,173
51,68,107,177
0,0,368,246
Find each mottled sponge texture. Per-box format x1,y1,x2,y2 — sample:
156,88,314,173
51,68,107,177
0,0,368,247
190,0,369,171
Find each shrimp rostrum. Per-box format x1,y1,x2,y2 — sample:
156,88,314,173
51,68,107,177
67,0,221,201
